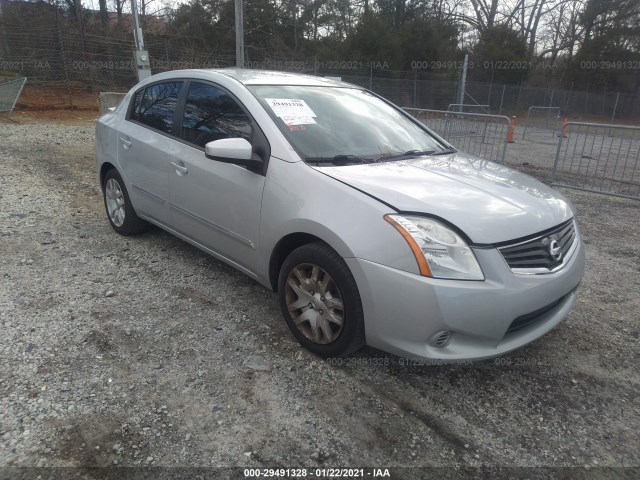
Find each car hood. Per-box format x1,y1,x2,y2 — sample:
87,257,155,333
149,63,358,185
312,153,574,244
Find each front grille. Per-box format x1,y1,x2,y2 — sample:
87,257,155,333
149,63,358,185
506,295,567,334
499,220,576,272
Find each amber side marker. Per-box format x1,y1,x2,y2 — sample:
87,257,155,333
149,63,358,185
384,215,432,277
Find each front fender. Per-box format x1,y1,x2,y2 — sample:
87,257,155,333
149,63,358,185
256,159,421,286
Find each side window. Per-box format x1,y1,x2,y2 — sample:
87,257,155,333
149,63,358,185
130,89,143,119
181,82,252,148
132,81,183,134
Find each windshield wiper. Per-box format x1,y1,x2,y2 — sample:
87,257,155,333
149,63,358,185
381,150,436,161
306,154,375,165
382,147,457,161
431,147,457,155
307,148,456,165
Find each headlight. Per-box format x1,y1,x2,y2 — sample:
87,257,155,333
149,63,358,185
385,214,484,280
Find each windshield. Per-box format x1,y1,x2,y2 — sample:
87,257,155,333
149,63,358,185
249,85,450,163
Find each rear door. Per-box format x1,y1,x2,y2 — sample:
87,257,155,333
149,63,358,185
167,81,267,274
118,81,184,225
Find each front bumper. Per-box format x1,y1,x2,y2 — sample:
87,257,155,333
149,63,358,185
346,236,585,361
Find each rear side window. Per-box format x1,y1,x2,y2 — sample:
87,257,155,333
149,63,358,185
131,81,183,134
131,89,143,118
181,82,252,147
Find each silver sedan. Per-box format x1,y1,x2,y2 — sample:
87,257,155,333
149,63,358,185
95,69,585,361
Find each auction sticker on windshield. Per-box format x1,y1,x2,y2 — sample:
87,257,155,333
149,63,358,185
265,98,317,125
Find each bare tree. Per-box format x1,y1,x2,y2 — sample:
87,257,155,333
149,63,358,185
468,0,500,30
112,0,126,19
98,0,108,26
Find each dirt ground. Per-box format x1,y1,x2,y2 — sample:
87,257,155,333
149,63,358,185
8,84,99,126
0,112,639,479
13,83,100,112
7,84,102,126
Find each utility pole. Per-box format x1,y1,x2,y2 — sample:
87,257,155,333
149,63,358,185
131,0,144,51
131,0,151,81
235,0,244,68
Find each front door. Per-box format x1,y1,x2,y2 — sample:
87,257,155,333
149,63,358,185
168,81,266,274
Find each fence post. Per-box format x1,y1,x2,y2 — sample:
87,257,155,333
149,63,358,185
564,82,573,115
522,108,530,139
457,54,468,111
551,133,564,184
501,126,509,164
507,116,515,143
369,63,373,90
498,85,505,115
413,68,417,107
487,68,494,107
584,83,589,114
55,7,73,108
611,92,620,122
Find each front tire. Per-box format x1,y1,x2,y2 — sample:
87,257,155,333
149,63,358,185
278,242,365,358
102,169,149,236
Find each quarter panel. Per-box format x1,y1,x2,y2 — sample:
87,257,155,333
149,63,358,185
95,111,120,181
117,121,172,224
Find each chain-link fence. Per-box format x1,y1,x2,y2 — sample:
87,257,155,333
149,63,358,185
326,70,461,111
464,81,640,121
1,17,640,121
0,13,239,108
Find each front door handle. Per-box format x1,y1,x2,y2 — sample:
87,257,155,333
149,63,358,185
120,137,132,149
171,161,189,175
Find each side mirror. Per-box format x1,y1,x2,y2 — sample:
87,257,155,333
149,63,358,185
204,138,263,171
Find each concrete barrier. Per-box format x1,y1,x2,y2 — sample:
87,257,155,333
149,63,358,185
99,92,126,115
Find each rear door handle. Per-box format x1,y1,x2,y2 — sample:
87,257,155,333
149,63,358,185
171,161,188,175
120,137,132,149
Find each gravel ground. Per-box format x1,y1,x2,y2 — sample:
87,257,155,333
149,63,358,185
506,126,568,172
0,122,639,476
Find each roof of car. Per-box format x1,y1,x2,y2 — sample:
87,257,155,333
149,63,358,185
160,69,347,87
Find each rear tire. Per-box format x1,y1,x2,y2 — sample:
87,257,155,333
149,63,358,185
278,242,365,358
103,169,149,236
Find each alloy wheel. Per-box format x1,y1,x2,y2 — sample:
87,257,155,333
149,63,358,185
105,178,126,227
285,263,345,344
